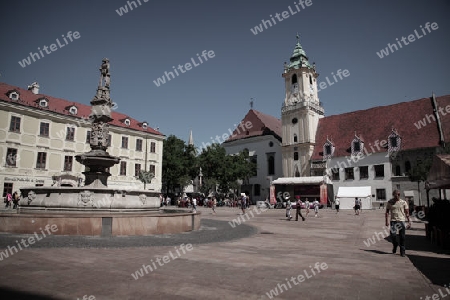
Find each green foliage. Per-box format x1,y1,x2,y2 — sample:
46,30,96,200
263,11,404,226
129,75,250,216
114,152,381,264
162,135,198,193
198,143,255,195
408,157,432,182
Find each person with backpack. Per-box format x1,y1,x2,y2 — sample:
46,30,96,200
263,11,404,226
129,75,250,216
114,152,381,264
12,191,20,209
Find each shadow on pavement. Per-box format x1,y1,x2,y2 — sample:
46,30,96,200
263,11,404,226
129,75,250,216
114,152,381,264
361,249,390,255
407,254,450,286
0,287,60,299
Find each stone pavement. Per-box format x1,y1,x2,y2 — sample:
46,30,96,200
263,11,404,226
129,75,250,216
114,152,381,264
0,206,449,300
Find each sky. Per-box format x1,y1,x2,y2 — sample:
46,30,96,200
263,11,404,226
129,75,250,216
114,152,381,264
1,0,449,151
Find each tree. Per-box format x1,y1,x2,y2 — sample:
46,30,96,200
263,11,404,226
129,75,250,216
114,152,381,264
162,135,198,195
198,143,255,196
408,157,432,206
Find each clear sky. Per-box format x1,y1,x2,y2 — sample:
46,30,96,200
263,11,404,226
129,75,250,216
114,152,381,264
1,0,449,150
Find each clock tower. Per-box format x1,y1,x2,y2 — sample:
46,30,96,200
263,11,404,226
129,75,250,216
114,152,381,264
281,35,324,177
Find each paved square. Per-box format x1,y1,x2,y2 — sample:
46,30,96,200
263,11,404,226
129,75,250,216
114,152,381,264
0,206,449,299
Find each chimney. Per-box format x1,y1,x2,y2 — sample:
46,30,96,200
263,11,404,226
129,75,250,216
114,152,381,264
27,82,40,94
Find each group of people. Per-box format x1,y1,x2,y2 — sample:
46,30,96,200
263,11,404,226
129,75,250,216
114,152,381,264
285,196,320,221
4,191,20,209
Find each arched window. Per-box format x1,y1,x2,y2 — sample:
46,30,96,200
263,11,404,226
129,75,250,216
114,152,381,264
405,161,411,173
309,75,313,85
395,165,401,176
294,152,299,161
292,74,297,84
293,134,298,143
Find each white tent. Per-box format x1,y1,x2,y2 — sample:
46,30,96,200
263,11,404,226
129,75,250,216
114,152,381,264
336,186,372,209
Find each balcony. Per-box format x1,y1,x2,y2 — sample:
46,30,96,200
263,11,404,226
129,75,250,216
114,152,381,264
282,101,324,115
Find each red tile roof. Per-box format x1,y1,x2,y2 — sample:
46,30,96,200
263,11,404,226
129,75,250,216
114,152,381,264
311,95,450,160
224,109,282,143
0,82,164,136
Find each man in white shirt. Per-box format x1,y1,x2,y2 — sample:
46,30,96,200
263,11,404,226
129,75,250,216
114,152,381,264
385,190,411,257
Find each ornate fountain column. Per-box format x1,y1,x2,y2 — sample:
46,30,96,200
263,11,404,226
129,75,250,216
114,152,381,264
76,58,120,187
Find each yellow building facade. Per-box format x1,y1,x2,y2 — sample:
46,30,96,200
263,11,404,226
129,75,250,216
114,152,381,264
0,82,164,197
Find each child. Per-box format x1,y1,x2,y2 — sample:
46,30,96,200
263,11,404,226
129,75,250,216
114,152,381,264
285,196,292,220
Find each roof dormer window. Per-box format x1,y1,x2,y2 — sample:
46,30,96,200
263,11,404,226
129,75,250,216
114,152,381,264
323,138,335,160
38,98,48,108
7,91,20,101
388,129,401,154
124,119,130,126
142,122,148,130
351,134,364,156
69,106,78,115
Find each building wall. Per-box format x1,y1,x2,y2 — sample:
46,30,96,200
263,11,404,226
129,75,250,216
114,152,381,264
0,102,163,196
326,152,392,206
223,135,282,202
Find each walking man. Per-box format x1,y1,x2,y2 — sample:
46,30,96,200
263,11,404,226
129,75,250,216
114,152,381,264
313,198,320,217
241,193,247,215
385,190,411,257
295,196,305,221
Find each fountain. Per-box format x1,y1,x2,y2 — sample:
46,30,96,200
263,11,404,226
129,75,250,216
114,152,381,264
0,59,200,236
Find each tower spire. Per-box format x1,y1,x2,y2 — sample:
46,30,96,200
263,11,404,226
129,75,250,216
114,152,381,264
188,129,194,146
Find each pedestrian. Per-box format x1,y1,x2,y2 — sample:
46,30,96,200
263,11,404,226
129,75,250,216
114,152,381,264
313,199,320,217
335,197,340,213
354,197,361,215
192,197,197,213
304,198,310,217
12,191,20,209
295,196,305,221
212,197,217,214
285,196,292,220
385,190,411,257
241,193,247,215
4,192,12,209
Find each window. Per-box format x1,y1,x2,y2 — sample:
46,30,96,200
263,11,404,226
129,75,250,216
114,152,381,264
136,139,143,151
69,106,77,115
359,166,369,179
124,119,130,126
121,136,128,149
325,145,332,155
39,99,48,107
293,134,298,143
309,74,313,85
267,155,275,175
389,137,398,148
405,161,411,173
66,127,75,141
9,116,21,132
120,161,127,175
294,152,299,161
64,156,73,171
8,92,19,101
254,184,261,196
374,164,384,178
291,118,298,124
40,122,49,137
250,155,257,177
345,167,354,180
86,131,91,143
292,74,297,84
331,168,339,180
394,165,401,176
107,134,112,147
36,152,47,169
149,164,156,174
353,141,361,152
142,122,148,130
3,182,13,198
6,148,18,167
135,163,141,177
376,189,386,201
150,142,156,153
